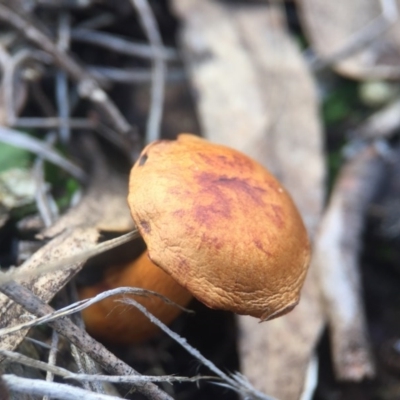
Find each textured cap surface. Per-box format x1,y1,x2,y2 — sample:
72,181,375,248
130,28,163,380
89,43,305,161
128,134,310,320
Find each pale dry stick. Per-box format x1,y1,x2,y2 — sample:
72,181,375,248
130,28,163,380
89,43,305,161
0,350,214,384
0,46,24,124
69,374,211,384
33,156,57,230
54,288,94,393
43,329,59,400
121,298,273,400
0,125,86,182
3,375,123,400
0,287,271,400
0,45,15,125
3,289,179,337
33,132,59,228
87,66,184,85
0,230,140,286
37,0,94,8
14,117,94,129
29,80,60,228
0,287,191,337
71,29,178,61
352,99,400,140
0,3,136,141
130,0,166,143
314,142,387,380
310,0,398,71
299,356,319,400
225,373,269,397
25,337,53,350
0,282,173,400
65,283,106,394
1,48,53,125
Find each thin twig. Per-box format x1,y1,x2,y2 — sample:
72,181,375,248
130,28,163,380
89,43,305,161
0,285,271,400
14,117,94,129
0,230,140,286
0,45,16,125
0,350,214,384
130,0,166,143
0,125,86,182
25,337,54,351
309,0,399,71
56,11,72,143
63,284,106,394
32,132,59,228
37,0,94,8
71,28,178,60
42,329,59,400
299,356,319,400
0,45,51,125
0,3,136,142
0,281,173,400
0,286,191,337
120,297,272,400
351,99,400,140
87,66,184,84
0,47,48,125
2,375,123,400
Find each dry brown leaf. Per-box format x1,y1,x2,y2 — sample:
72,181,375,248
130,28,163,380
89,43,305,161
299,0,400,79
0,137,134,356
172,1,326,398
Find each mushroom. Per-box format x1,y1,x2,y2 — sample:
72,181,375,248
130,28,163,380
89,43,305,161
128,134,310,321
78,251,192,344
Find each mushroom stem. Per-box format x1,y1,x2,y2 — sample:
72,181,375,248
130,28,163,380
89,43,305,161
78,251,192,344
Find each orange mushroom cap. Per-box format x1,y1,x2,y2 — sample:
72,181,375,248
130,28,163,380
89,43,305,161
128,134,310,321
78,251,192,344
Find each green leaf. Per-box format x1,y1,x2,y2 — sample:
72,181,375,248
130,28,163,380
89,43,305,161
0,143,32,172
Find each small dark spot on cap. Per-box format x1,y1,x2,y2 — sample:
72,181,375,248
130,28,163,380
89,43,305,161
138,153,148,166
139,220,151,234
